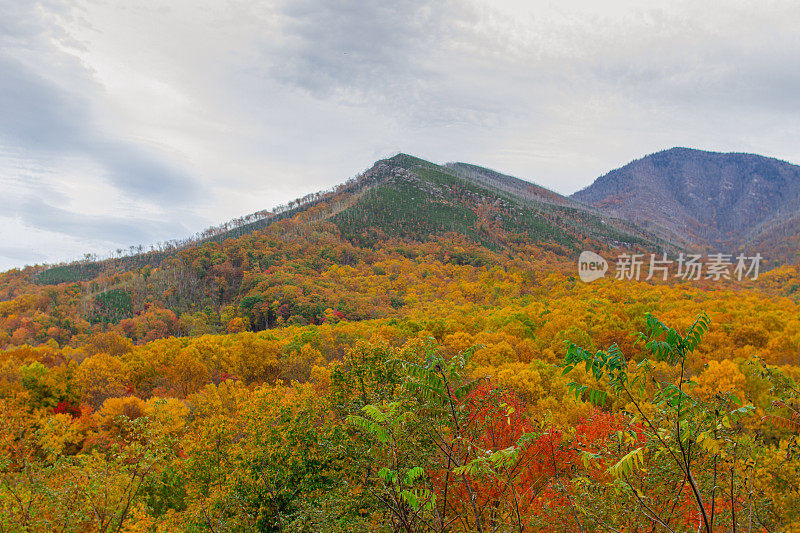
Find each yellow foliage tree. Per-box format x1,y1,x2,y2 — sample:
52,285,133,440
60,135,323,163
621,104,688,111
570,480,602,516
75,352,128,407
694,359,746,400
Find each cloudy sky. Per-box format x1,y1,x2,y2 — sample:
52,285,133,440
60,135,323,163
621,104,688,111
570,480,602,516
1,0,799,270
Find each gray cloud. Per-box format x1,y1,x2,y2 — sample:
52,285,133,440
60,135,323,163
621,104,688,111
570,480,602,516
0,245,47,264
273,0,444,99
267,0,510,126
264,0,800,142
0,55,86,150
0,1,201,204
0,170,191,258
15,197,189,244
2,0,800,271
0,0,205,269
0,53,200,204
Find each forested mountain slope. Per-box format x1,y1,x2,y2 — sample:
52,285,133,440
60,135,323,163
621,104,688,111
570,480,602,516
30,153,662,288
329,154,660,250
2,151,800,531
1,152,663,352
572,147,800,261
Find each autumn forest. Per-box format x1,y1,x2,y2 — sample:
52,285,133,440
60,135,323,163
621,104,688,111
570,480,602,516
2,155,800,533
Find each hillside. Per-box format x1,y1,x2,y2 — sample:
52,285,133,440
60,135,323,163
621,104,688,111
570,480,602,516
2,152,800,532
329,154,661,251
0,152,671,353
572,147,800,261
29,153,665,287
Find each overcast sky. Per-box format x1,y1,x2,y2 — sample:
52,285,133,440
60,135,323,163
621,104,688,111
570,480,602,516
1,0,799,270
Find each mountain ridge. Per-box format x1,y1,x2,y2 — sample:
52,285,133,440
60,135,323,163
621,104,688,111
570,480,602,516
571,147,800,261
27,152,663,285
21,145,800,285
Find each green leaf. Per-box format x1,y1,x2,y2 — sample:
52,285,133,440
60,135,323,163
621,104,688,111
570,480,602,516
609,447,645,479
404,466,425,485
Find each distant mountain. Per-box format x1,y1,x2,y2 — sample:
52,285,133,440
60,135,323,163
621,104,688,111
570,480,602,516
36,147,800,287
571,147,800,261
32,153,665,285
